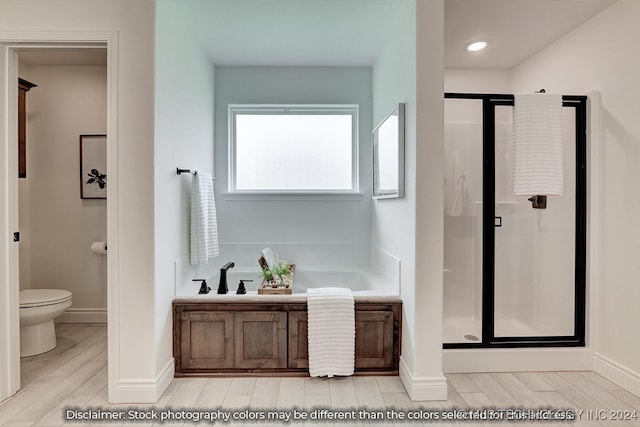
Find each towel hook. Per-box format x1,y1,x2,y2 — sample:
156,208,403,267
176,167,216,180
535,88,546,93
176,168,195,175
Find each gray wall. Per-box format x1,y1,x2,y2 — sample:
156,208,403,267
214,66,373,245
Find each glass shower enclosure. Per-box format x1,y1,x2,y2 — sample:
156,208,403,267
443,93,586,348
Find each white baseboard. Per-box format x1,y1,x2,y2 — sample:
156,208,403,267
594,353,640,398
444,347,593,373
57,308,107,323
399,357,448,401
113,358,174,403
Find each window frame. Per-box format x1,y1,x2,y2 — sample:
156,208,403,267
228,104,359,195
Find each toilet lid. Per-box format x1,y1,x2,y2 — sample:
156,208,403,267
20,289,72,308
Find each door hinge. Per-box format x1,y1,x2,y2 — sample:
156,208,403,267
13,232,20,242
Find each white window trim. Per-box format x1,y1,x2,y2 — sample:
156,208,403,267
227,104,360,195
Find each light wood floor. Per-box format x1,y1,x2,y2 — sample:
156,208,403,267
1,324,639,426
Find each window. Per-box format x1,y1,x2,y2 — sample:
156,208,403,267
229,105,358,194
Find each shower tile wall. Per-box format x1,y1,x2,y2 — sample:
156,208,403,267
443,99,484,343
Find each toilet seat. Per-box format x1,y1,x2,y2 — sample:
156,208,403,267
20,289,72,308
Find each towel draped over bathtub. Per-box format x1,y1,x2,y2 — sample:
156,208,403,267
306,287,355,377
190,171,219,265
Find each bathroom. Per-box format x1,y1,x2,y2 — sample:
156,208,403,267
0,0,639,410
16,48,108,357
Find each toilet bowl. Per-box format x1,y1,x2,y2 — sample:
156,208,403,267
19,289,72,357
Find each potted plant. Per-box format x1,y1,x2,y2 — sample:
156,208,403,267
260,262,293,288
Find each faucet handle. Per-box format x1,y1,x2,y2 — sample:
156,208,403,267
236,279,253,295
193,279,211,294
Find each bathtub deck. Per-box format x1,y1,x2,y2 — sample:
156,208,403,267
173,299,402,377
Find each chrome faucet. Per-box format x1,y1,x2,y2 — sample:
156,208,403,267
217,262,235,294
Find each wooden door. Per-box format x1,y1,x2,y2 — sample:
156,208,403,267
234,312,287,369
179,311,234,370
354,311,394,369
288,311,309,368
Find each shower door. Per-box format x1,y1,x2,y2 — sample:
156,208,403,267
443,93,586,348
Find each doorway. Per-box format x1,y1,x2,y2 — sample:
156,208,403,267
0,37,116,403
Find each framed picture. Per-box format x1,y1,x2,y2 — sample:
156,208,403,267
80,134,107,199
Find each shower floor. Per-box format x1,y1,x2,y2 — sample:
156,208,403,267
443,316,482,343
443,315,537,344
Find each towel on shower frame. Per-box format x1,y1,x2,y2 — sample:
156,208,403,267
307,287,355,377
190,171,219,265
512,93,563,196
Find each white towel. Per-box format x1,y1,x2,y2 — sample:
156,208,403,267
190,171,219,265
512,93,563,196
307,287,355,377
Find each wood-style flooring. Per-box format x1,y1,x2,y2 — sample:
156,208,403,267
1,324,639,426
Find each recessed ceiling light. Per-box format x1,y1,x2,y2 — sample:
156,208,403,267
466,41,488,52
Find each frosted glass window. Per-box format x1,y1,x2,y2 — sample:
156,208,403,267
230,105,358,193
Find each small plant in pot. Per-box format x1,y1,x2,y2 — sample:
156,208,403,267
260,262,293,288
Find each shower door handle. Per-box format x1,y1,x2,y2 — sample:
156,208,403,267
494,217,502,227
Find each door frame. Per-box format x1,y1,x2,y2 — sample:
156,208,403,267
0,31,119,402
443,92,587,349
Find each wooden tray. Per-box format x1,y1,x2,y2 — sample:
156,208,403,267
257,258,295,295
258,285,293,295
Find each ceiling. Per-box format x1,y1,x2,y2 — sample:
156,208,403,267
182,0,617,69
180,0,402,66
445,0,617,69
15,1,617,70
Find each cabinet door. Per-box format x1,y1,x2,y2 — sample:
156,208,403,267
290,309,396,370
288,311,309,368
180,311,234,370
355,311,394,369
235,312,287,369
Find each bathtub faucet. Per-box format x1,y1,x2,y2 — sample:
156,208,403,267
218,262,235,294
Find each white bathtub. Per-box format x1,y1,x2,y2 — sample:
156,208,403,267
174,268,399,301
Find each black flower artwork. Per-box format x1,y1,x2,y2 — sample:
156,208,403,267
86,168,107,189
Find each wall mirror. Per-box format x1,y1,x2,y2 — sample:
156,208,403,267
373,103,405,199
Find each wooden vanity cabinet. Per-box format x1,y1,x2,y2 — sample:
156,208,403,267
173,300,401,377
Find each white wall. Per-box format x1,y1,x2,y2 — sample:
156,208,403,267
214,66,372,249
18,64,107,318
511,0,640,395
372,0,447,400
155,0,215,375
0,0,157,403
445,69,512,93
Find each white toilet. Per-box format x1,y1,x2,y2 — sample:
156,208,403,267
19,289,72,357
